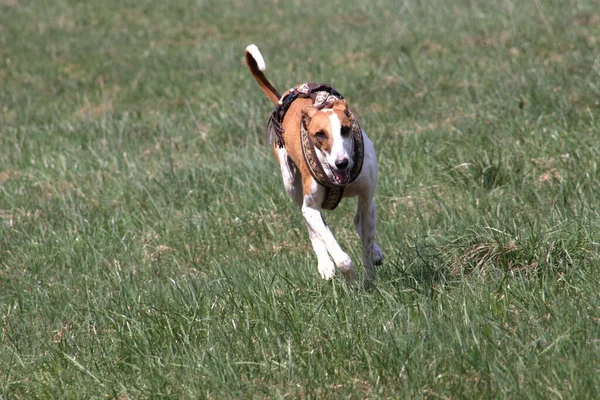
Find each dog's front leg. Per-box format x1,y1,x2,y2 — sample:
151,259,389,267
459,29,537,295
302,189,357,280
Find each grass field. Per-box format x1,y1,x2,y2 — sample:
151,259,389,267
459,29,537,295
1,0,600,398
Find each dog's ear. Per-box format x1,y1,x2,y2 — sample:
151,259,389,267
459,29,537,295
301,106,319,127
332,99,351,117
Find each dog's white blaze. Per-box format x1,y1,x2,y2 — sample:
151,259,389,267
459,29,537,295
245,44,266,71
327,112,351,166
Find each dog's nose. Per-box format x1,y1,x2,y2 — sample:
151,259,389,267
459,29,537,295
335,157,349,170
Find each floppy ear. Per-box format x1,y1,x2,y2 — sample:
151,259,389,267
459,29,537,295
332,99,351,117
301,106,319,127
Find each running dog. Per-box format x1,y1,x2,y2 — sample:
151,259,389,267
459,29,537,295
244,44,382,283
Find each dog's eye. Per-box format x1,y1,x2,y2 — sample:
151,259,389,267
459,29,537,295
341,126,351,136
315,130,326,140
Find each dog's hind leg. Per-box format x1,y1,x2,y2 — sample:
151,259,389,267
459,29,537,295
354,196,382,284
354,200,383,266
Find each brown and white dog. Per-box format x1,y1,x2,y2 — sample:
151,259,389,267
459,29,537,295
245,44,382,283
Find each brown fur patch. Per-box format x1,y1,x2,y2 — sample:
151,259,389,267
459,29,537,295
275,98,315,195
306,111,333,154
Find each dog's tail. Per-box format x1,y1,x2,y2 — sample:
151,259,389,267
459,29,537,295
245,44,281,105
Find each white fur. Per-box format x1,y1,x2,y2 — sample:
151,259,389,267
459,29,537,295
277,147,302,207
301,183,356,280
246,44,266,71
327,112,354,172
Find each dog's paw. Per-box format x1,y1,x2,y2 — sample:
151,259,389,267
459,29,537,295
336,257,357,280
318,259,336,280
374,244,384,266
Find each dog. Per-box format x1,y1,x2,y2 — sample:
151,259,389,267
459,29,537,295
244,44,382,283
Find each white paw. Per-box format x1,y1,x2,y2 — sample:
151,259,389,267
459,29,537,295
318,259,336,280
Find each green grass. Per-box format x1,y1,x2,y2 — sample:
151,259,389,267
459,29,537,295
1,0,600,397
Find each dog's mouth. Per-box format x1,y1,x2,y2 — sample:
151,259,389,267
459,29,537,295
331,167,350,185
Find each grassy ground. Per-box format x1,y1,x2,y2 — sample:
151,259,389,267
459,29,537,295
1,0,600,398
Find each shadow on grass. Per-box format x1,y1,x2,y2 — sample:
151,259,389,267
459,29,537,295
380,220,598,293
381,239,449,295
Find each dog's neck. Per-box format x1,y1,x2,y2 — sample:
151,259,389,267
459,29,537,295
300,107,364,210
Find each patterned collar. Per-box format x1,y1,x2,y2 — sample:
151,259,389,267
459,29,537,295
268,83,364,210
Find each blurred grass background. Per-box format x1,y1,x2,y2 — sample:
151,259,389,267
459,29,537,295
1,0,599,398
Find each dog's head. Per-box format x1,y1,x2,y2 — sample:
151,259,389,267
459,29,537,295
301,99,355,184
